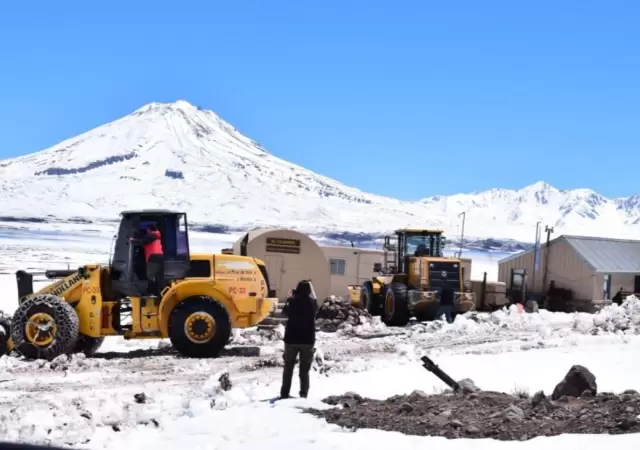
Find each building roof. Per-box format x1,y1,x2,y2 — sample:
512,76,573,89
564,235,640,273
232,228,312,247
120,209,183,216
498,234,640,273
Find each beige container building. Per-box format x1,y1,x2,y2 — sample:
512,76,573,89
321,246,384,298
498,235,640,303
232,229,331,300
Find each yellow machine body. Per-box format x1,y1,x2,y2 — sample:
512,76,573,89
2,210,281,360
348,228,476,326
7,253,275,348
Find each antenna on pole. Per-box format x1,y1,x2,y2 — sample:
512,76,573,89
541,225,555,303
457,212,466,258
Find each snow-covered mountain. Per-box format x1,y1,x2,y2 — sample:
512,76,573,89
0,100,638,243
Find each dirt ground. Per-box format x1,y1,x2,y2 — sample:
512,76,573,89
305,389,640,441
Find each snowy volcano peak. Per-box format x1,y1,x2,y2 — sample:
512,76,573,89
1,100,640,242
0,100,380,227
0,100,272,181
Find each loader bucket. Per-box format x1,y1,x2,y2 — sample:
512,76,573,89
347,285,362,307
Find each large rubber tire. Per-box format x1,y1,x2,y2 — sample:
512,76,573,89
10,294,79,361
360,283,382,316
383,283,411,327
169,296,231,358
74,335,105,356
0,316,10,355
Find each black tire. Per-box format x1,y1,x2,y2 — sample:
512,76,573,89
383,283,410,326
10,294,79,361
169,296,231,358
73,335,105,356
361,282,383,316
0,316,10,355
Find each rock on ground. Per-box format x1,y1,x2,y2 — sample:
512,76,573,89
551,365,597,400
315,296,374,332
306,389,640,441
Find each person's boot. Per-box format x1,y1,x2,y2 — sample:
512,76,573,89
299,371,310,398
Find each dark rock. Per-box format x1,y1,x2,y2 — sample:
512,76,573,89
551,365,597,400
531,391,547,408
409,390,429,399
458,378,480,394
504,405,525,421
134,393,147,404
315,296,374,332
398,403,413,413
219,372,233,391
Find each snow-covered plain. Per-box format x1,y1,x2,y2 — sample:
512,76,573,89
2,298,640,449
3,230,640,448
1,100,639,242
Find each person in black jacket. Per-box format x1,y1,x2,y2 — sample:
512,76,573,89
280,280,318,399
437,279,455,324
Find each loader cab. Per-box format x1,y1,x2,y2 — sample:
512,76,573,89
383,229,446,273
110,209,191,297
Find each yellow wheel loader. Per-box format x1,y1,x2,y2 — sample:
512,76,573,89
347,229,475,326
0,210,278,360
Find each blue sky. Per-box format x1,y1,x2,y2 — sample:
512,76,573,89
0,0,638,200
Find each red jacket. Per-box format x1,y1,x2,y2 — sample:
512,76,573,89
144,230,163,261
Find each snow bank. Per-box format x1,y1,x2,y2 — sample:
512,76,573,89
574,296,640,335
229,325,285,345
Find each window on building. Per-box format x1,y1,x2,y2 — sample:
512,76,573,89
330,258,346,275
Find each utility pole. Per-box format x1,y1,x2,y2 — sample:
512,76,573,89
541,225,554,297
458,211,466,258
531,221,541,295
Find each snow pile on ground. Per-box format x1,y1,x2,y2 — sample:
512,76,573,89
573,296,640,335
0,353,110,374
403,305,575,350
229,325,285,346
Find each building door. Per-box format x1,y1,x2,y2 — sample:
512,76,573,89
265,255,284,298
603,274,611,300
634,275,640,294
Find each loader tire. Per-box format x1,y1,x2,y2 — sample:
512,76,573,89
383,283,410,327
11,294,79,361
169,296,231,358
361,283,382,316
74,335,105,357
0,316,10,355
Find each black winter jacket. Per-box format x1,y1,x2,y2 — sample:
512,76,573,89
439,284,454,306
282,281,318,345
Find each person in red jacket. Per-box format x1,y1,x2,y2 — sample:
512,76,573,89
131,224,164,296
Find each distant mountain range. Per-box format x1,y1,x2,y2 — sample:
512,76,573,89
1,100,638,245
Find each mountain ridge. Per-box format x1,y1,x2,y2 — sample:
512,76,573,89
1,100,638,243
